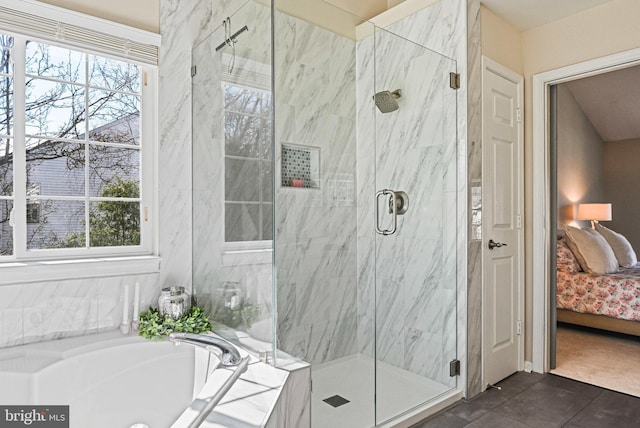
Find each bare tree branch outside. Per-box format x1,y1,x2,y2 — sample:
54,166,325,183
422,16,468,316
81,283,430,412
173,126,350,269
223,83,273,242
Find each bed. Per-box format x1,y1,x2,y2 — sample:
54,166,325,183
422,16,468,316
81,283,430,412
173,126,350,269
556,237,640,336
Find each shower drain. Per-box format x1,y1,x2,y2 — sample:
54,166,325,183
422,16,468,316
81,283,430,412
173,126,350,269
323,394,350,408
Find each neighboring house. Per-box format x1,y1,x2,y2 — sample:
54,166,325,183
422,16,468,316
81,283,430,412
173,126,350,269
0,112,140,253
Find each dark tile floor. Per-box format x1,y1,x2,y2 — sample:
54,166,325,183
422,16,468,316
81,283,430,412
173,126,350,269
412,372,640,427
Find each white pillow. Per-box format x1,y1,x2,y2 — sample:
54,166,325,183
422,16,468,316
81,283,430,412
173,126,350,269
564,226,618,275
595,223,638,268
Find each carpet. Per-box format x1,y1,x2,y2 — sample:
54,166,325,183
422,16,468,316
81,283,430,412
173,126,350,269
552,324,640,397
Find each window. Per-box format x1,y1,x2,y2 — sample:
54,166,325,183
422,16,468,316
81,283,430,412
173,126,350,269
26,183,40,224
0,31,155,260
223,83,273,244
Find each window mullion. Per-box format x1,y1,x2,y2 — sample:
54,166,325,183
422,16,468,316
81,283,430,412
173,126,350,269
140,66,155,252
258,158,263,240
12,35,26,257
84,53,90,249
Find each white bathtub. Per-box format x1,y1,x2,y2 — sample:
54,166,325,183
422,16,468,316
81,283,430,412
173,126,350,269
0,331,196,428
0,330,310,428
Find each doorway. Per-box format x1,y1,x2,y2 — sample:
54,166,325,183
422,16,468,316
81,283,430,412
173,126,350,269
532,47,640,375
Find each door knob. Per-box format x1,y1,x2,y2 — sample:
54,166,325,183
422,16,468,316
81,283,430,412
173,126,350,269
488,239,507,250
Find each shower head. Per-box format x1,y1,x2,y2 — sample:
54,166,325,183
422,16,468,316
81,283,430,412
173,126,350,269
373,89,402,113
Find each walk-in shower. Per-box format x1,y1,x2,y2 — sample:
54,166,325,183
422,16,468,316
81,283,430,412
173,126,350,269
192,0,461,426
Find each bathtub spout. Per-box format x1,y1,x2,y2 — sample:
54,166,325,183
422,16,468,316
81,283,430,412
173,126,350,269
169,333,242,366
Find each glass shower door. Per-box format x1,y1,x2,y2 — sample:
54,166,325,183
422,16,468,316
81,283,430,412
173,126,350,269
192,0,275,357
372,27,458,425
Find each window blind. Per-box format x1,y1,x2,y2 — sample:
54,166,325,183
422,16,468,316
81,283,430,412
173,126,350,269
0,4,159,65
220,54,271,90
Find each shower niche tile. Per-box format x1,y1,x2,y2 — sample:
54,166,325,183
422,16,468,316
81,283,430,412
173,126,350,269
281,143,320,189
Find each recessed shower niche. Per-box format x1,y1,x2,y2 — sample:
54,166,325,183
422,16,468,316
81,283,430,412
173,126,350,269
281,143,320,189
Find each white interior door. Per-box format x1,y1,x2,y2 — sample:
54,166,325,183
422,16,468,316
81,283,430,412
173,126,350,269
482,57,524,387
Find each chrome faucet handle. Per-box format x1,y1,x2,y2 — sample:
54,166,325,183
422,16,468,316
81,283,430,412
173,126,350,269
169,332,243,366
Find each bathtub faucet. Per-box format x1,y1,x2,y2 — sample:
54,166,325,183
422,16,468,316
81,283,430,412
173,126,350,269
169,333,243,366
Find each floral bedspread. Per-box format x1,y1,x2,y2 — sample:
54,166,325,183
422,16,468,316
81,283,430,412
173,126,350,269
557,265,640,321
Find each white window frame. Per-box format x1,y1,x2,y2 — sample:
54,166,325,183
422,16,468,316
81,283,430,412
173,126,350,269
221,71,273,253
0,1,160,280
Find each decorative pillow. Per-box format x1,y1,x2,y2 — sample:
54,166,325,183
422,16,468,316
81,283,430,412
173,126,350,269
564,226,618,275
556,239,581,274
595,223,638,268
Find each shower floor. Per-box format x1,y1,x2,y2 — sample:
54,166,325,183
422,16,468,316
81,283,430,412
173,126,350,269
311,354,453,428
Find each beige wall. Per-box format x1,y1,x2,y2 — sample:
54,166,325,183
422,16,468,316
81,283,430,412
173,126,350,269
480,5,522,75
521,0,640,361
328,0,387,19
556,84,604,228
604,139,640,256
276,0,370,39
521,0,640,78
39,0,159,33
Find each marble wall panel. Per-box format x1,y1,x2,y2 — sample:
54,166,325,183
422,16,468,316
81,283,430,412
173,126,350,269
267,366,311,428
0,286,23,347
274,11,359,365
20,280,97,344
0,274,160,348
157,0,211,291
355,33,376,359
466,0,483,399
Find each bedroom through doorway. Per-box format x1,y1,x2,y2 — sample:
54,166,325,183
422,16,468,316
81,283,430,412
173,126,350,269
546,62,640,397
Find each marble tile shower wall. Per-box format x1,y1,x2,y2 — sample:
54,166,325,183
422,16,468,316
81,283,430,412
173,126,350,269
465,0,483,397
274,12,359,365
356,0,467,387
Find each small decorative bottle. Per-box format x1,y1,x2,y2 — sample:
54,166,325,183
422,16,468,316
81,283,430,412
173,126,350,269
158,286,191,319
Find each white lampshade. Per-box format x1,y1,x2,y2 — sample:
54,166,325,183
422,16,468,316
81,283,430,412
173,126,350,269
577,203,612,222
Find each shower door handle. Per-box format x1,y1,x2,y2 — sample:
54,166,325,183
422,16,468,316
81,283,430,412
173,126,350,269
375,189,398,235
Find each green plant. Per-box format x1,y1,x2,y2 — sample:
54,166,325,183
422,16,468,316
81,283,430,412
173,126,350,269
212,297,260,330
138,306,212,340
55,178,140,248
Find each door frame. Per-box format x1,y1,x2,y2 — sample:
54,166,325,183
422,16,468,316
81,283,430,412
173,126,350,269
481,56,525,386
531,47,640,373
